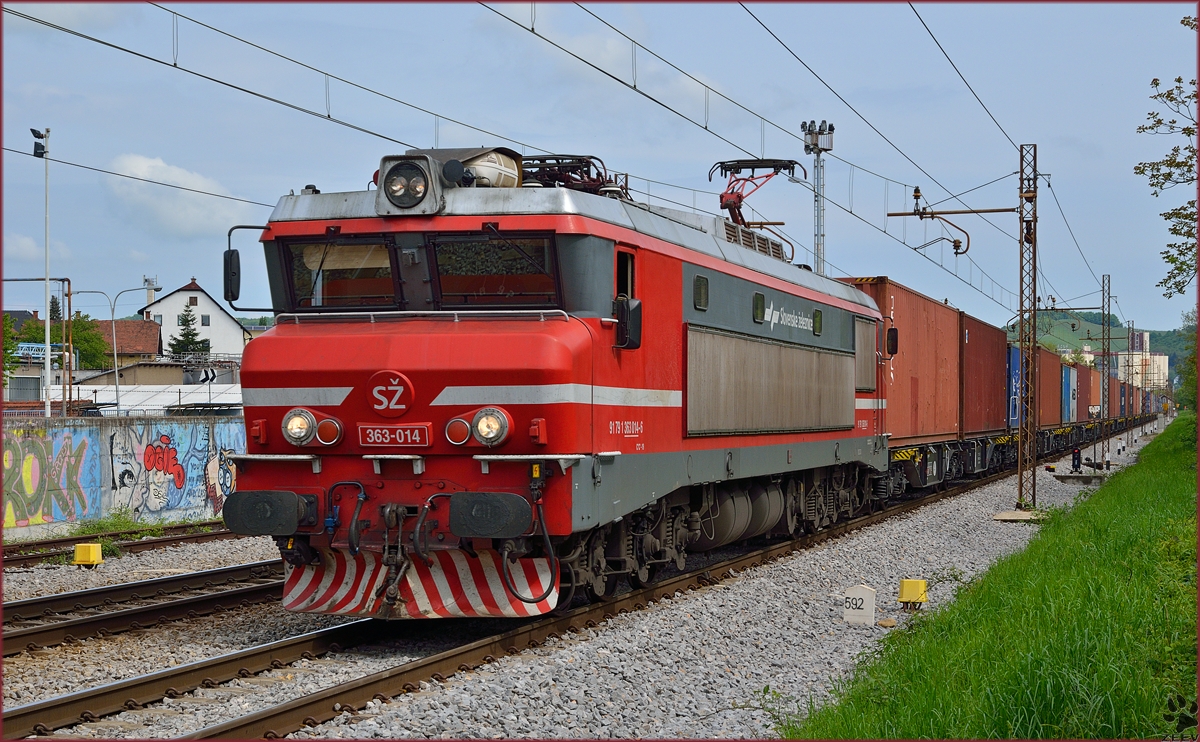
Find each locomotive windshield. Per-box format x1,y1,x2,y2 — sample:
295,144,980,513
280,232,561,312
289,241,396,309
430,234,559,308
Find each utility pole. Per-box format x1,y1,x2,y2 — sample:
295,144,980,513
1100,274,1111,467
1015,144,1038,510
32,127,51,416
802,119,833,276
883,146,1035,506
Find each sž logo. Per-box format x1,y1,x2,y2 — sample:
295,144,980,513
366,370,415,419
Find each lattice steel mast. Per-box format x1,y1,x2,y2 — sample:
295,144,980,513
1016,144,1038,510
1100,274,1111,465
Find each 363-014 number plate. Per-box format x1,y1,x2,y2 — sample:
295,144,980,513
358,423,431,447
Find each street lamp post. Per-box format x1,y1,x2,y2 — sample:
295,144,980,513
77,283,161,413
32,127,50,415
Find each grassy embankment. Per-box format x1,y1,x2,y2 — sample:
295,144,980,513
771,413,1197,739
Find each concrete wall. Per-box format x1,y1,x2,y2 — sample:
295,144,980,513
3,416,245,539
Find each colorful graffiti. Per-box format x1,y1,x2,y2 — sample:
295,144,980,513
4,417,245,534
3,427,102,527
106,420,244,519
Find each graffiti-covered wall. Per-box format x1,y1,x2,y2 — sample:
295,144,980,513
3,416,245,538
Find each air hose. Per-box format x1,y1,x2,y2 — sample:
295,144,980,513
500,501,559,605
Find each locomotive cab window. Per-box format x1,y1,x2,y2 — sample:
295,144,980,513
812,309,823,336
287,240,399,310
430,232,560,309
616,250,635,298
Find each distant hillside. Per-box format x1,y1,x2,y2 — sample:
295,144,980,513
1005,310,1191,378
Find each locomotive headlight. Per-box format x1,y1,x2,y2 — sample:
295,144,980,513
282,409,317,446
383,162,428,208
472,408,509,446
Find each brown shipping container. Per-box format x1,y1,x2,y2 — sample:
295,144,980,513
960,312,1007,434
844,277,960,445
1107,378,1120,418
1088,368,1101,419
1037,347,1061,429
1075,364,1091,422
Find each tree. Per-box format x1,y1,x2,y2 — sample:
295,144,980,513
1065,349,1091,368
1134,16,1197,298
168,304,210,356
3,314,18,386
49,295,62,321
17,314,110,369
1176,308,1197,409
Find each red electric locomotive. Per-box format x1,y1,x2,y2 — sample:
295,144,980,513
221,148,891,620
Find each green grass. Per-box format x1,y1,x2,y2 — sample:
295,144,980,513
68,507,165,538
772,414,1197,739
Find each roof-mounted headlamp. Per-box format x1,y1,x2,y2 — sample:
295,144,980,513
374,147,522,216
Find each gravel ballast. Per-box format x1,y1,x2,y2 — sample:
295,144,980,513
2,423,1161,739
2,536,280,602
292,427,1158,739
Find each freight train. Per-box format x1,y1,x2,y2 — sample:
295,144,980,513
220,148,1155,619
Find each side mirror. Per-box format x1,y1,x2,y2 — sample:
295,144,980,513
224,248,241,302
886,327,899,356
613,296,642,350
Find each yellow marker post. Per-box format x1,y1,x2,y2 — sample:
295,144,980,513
899,578,927,611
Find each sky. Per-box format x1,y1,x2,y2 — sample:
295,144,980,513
3,2,1196,336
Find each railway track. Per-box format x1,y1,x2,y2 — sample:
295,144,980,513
2,560,284,657
6,469,1009,739
3,520,239,569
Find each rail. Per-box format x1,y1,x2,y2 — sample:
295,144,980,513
6,424,1147,738
2,521,234,568
3,566,283,656
3,560,281,619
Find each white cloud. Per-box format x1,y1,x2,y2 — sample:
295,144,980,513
4,234,40,262
106,154,256,239
3,234,72,265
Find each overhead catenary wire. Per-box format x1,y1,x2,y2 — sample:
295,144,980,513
1042,177,1103,287
907,3,1105,293
486,2,1016,309
479,3,755,158
927,172,1016,207
2,147,275,207
739,2,1015,243
908,3,1019,152
2,6,419,149
11,2,1031,313
146,3,554,156
17,2,721,219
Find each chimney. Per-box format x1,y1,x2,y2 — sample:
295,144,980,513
32,310,39,320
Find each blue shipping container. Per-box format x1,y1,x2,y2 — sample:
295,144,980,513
1006,345,1022,428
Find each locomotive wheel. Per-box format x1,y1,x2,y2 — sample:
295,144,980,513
550,565,579,616
629,563,659,589
586,574,619,602
584,531,617,602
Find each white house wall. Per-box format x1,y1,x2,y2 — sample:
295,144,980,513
144,289,247,356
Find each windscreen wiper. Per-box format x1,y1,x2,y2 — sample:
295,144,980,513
483,223,553,278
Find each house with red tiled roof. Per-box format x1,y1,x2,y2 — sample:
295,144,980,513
139,278,251,357
97,319,163,367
